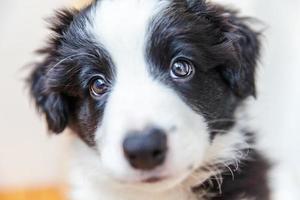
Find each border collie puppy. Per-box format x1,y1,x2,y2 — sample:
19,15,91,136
28,0,270,199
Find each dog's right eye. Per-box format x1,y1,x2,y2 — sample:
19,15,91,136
170,58,195,81
89,76,108,98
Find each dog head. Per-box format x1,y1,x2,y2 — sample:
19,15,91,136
29,0,260,190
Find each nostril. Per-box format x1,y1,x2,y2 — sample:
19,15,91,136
123,127,168,170
152,149,165,160
128,154,137,161
153,150,162,158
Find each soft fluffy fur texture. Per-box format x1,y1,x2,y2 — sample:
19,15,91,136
28,0,270,199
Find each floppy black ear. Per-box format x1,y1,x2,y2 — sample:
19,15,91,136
196,2,261,98
29,64,70,133
219,13,261,98
28,9,77,133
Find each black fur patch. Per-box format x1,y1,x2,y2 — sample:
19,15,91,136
28,5,115,146
146,1,260,138
192,150,270,200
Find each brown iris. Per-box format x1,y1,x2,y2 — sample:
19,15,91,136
89,76,108,97
170,58,194,80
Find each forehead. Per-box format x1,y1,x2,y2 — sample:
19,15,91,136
88,0,169,69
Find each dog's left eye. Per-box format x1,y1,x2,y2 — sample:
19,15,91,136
170,58,195,80
89,76,108,97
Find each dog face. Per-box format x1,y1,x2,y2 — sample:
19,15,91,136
29,0,260,189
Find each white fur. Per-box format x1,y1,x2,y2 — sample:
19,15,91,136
69,119,249,200
88,0,209,187
68,1,253,199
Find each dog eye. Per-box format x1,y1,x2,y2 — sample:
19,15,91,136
89,76,108,97
170,58,194,80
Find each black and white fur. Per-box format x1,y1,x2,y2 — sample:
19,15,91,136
28,0,270,199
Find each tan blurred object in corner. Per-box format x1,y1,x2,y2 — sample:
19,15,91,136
0,187,65,200
74,0,93,9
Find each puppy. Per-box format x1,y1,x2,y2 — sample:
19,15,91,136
28,0,270,199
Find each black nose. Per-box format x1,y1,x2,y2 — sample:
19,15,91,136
123,127,168,170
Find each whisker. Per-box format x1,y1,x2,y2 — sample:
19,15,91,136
208,165,223,195
47,52,98,74
197,164,224,195
221,162,235,181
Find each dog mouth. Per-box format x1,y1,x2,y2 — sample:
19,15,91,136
116,173,171,185
141,176,168,183
110,164,195,186
111,168,195,191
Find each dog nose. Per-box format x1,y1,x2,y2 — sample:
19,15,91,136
123,127,168,170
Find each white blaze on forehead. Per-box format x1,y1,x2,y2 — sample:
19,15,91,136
90,0,168,80
89,0,172,127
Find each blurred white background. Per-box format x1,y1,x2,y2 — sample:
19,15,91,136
0,0,74,189
0,0,299,198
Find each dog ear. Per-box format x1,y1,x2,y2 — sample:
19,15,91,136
28,9,77,133
218,10,261,98
29,65,70,133
188,1,261,98
219,13,261,98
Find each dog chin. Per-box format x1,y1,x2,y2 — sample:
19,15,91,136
110,170,191,192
